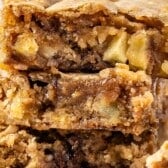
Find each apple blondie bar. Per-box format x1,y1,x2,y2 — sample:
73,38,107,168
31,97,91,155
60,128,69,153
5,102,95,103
0,0,167,167
0,0,167,76
0,63,155,135
0,125,157,168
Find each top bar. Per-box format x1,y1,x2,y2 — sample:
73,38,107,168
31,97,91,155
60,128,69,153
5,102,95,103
0,0,168,76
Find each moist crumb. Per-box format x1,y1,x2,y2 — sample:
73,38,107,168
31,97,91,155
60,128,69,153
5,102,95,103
0,125,157,168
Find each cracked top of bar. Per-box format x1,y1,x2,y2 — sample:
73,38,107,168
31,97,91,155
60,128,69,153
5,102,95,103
4,0,168,23
1,0,168,76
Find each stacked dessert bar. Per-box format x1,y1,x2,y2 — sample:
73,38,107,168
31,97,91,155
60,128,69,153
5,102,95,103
0,0,167,167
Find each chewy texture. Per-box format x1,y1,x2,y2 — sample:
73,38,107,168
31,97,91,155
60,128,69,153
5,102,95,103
0,125,157,168
0,0,168,76
0,0,167,167
0,64,155,135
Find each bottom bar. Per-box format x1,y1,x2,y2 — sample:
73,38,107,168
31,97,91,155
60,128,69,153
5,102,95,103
0,125,157,168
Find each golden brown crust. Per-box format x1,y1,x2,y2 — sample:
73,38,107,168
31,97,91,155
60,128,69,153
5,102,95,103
5,0,168,26
3,0,58,8
44,0,168,28
2,0,167,26
115,0,168,26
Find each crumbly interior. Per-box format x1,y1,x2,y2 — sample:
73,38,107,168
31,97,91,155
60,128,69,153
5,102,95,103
0,125,156,168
